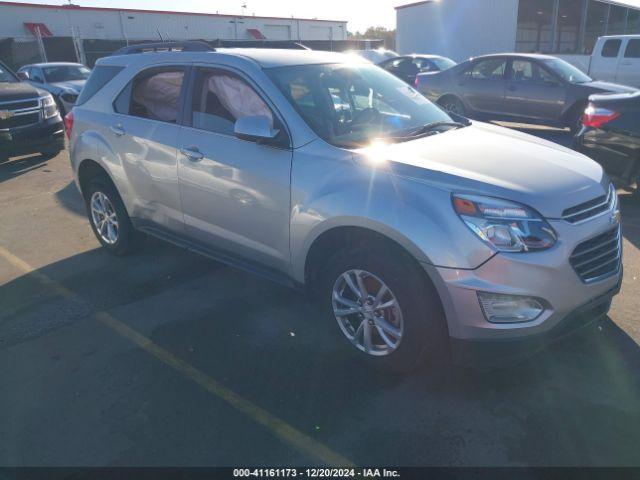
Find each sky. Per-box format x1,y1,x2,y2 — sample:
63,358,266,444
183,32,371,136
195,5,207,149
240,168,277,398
17,0,401,32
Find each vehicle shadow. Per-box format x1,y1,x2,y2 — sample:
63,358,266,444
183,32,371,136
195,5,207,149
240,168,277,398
54,180,86,217
0,153,56,184
1,243,639,466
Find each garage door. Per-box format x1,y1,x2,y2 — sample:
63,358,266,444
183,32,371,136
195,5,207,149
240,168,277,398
309,26,332,40
264,25,291,40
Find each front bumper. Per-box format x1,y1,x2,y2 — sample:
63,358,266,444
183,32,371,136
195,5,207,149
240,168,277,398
424,211,623,366
0,116,64,157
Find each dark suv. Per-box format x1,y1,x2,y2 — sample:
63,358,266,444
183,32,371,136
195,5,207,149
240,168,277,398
0,61,64,161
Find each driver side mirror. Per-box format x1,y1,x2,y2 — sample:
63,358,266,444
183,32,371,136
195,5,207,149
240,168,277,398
17,71,29,81
234,115,280,143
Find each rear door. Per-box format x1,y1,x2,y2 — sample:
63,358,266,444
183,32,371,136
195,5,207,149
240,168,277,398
176,65,293,271
503,58,566,123
617,38,640,88
107,64,188,233
456,57,508,115
590,38,623,82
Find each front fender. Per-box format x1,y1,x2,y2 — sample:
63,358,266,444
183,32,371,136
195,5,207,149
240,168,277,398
289,142,495,284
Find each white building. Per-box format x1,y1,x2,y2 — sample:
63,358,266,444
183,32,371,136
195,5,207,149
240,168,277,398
0,1,347,42
396,0,640,70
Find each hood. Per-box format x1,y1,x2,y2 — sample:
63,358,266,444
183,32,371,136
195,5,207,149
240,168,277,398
0,81,42,101
355,122,608,219
50,79,85,93
582,80,638,94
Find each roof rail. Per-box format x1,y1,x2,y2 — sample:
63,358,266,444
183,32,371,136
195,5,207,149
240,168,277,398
111,41,215,56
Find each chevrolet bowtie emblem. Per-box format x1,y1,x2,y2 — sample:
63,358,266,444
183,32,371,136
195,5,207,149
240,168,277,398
0,110,13,120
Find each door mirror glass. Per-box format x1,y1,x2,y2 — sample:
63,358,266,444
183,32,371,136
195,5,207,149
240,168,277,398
234,115,279,141
17,71,29,81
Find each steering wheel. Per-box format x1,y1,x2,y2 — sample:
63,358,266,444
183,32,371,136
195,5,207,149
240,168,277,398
351,107,381,125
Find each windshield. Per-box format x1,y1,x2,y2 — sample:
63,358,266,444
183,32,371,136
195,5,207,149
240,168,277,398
432,57,457,71
541,58,591,83
0,64,18,83
42,65,91,83
266,63,454,148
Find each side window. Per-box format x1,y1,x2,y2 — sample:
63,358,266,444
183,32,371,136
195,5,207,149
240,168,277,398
511,60,556,83
601,39,622,58
190,68,274,136
414,58,435,72
625,39,640,59
114,66,185,123
465,59,507,80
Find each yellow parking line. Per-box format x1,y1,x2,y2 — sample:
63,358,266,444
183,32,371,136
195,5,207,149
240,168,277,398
0,245,353,467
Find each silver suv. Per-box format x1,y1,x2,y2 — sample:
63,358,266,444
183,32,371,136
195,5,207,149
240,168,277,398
68,43,622,370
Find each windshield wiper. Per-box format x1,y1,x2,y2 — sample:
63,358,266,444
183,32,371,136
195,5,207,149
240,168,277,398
387,121,469,143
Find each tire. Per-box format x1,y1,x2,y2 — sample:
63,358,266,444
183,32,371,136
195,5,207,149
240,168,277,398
84,177,135,255
317,242,449,372
39,148,62,158
439,96,466,117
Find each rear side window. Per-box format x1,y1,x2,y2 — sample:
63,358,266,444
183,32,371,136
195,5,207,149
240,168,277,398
114,66,186,123
75,65,123,106
625,39,640,59
601,39,622,58
465,59,507,80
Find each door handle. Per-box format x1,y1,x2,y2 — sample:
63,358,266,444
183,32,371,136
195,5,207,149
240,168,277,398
109,124,125,137
508,85,517,92
180,146,204,161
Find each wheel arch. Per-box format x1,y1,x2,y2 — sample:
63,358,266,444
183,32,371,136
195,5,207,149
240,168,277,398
301,222,431,289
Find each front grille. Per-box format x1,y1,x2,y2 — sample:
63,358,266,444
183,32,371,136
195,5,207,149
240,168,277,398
570,226,621,283
0,97,42,130
0,98,40,111
562,184,616,224
0,112,40,129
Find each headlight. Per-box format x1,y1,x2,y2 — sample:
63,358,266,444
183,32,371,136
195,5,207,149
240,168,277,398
453,194,557,252
40,94,59,119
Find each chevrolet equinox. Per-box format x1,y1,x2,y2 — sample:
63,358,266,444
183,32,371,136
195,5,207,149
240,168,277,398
67,43,623,370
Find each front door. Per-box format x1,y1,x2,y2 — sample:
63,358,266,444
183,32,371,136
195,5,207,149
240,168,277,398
617,39,640,88
177,66,293,271
503,59,566,123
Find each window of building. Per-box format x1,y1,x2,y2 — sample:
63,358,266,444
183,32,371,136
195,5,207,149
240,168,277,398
584,0,609,54
628,9,640,34
625,39,640,58
190,68,273,136
114,67,185,123
516,0,555,53
601,38,622,57
607,5,628,35
555,0,583,53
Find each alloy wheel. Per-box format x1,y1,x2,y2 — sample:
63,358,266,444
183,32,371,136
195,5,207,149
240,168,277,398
331,269,404,356
90,191,119,245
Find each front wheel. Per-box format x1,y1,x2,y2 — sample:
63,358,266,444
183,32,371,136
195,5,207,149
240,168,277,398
319,244,449,372
85,178,135,255
439,97,466,117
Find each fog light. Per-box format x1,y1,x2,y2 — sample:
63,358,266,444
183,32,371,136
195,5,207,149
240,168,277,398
477,292,545,323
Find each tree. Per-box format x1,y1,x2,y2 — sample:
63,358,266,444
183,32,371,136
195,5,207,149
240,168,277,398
348,26,396,50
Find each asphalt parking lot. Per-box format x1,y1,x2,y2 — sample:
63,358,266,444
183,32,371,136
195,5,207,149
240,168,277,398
1,128,640,467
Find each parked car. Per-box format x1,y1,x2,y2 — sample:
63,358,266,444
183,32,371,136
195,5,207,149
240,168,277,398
68,42,622,371
349,48,399,64
378,55,456,85
0,60,64,161
415,53,637,132
574,91,640,195
17,62,91,116
589,35,640,88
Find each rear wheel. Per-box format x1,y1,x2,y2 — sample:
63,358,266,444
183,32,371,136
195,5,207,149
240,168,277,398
439,96,466,116
84,178,135,255
318,243,449,372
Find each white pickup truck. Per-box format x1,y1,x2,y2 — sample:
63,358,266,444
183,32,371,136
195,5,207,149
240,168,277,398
588,35,640,88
